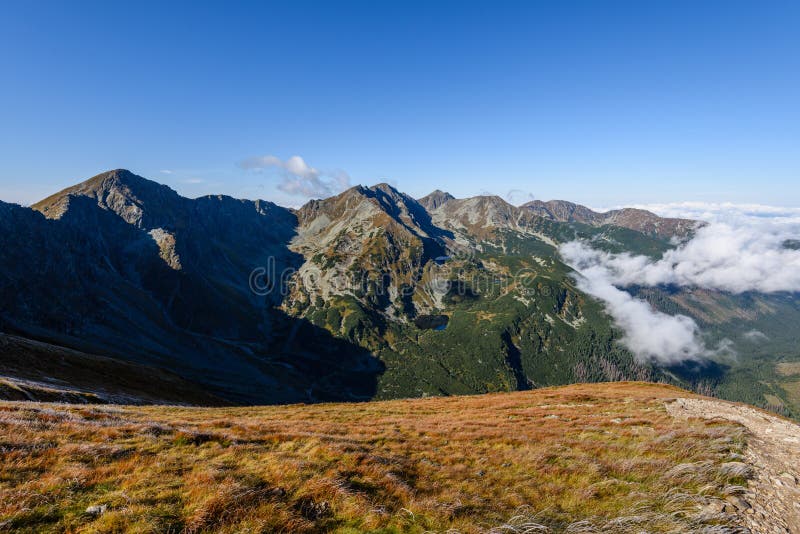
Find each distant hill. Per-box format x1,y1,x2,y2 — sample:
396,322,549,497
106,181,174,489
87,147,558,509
521,199,699,239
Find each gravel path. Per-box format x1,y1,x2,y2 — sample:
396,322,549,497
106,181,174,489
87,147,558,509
667,397,800,533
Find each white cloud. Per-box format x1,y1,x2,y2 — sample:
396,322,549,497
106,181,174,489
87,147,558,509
239,155,282,171
159,169,174,175
239,155,350,198
559,202,800,364
616,201,800,226
560,241,713,364
743,329,769,342
562,222,800,294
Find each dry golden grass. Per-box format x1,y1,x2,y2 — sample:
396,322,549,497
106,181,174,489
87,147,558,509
776,361,800,377
781,380,800,406
0,382,747,533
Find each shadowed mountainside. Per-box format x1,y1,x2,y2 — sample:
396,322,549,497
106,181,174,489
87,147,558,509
1,171,384,404
0,333,224,405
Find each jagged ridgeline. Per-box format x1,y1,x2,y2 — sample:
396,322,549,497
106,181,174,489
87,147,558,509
1,169,796,412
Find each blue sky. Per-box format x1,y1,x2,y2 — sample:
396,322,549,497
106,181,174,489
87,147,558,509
1,0,798,208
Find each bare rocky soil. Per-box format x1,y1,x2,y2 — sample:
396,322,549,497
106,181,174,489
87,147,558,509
667,397,800,533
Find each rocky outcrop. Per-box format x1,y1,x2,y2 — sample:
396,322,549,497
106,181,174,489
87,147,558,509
288,184,449,321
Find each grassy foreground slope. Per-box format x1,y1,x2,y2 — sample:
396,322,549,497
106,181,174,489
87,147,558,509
0,383,751,533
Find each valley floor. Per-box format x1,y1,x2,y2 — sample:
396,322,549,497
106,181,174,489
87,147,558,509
0,382,798,533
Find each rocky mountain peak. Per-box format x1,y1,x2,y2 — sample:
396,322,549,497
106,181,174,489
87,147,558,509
369,182,401,195
521,199,602,225
418,190,456,211
31,169,187,228
32,169,184,228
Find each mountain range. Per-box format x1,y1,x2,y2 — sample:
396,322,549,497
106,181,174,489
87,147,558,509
1,169,799,416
